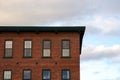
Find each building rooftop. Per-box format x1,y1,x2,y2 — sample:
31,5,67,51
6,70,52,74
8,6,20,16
0,26,85,33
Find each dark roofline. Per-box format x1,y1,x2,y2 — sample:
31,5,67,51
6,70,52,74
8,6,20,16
0,26,85,32
0,26,86,55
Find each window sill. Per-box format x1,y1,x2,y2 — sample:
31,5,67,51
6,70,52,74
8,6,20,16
61,56,71,58
62,79,70,80
42,56,52,58
3,57,13,58
23,56,32,58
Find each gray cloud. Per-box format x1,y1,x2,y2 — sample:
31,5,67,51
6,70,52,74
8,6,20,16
50,15,120,36
0,0,120,25
0,0,87,25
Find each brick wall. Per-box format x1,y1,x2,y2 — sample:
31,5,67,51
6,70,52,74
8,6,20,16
0,32,81,80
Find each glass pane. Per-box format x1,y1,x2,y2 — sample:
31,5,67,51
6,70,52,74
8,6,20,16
43,71,50,79
4,71,11,79
5,41,12,48
62,41,69,49
62,70,70,79
24,71,31,79
43,41,50,49
5,48,12,57
62,49,70,56
25,41,32,48
24,48,31,57
43,49,50,57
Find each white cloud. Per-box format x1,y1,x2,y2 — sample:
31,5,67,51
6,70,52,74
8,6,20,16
89,16,120,35
81,45,120,60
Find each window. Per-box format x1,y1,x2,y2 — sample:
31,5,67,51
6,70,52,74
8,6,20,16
23,70,31,80
3,70,12,80
42,70,51,80
4,40,13,58
62,70,70,80
62,40,70,57
24,40,32,58
42,40,51,57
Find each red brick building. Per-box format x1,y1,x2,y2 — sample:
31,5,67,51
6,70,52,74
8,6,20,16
0,26,85,80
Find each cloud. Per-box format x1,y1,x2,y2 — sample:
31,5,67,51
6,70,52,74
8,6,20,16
48,15,120,36
81,45,120,60
88,16,120,36
0,0,120,25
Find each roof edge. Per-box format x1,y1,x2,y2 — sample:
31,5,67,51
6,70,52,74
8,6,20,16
0,26,85,32
79,27,86,55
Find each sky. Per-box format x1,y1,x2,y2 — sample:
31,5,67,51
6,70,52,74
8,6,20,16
0,0,120,80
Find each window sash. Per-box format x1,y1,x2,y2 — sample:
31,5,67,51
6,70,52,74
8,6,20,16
43,49,50,57
62,70,70,80
62,49,70,57
4,71,12,80
5,41,13,57
24,41,32,57
62,41,70,49
5,41,13,48
25,41,32,48
5,48,12,57
43,40,51,57
23,70,31,80
42,70,50,80
43,41,51,49
62,40,70,57
24,48,32,57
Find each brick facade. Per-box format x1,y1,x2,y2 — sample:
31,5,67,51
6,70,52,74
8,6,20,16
0,27,85,80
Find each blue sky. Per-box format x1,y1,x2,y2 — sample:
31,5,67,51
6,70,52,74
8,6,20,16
0,0,120,80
